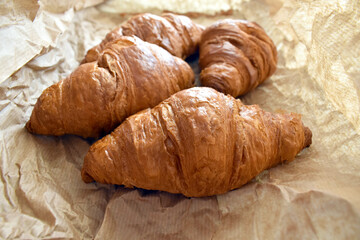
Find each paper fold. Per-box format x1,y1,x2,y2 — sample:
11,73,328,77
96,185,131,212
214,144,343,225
0,0,106,84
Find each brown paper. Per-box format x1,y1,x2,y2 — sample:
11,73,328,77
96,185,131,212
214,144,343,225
0,0,106,84
1,0,360,239
98,0,234,15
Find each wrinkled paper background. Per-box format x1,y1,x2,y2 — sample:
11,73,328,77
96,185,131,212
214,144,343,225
1,0,360,239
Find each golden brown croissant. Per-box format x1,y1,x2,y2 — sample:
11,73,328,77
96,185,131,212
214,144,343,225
200,19,277,97
26,36,194,138
83,13,204,63
81,87,312,197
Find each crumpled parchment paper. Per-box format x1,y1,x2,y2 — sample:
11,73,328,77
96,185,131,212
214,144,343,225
0,0,360,239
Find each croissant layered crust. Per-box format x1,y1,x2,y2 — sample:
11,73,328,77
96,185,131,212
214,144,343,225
200,19,277,97
82,87,312,197
83,13,204,63
26,36,195,138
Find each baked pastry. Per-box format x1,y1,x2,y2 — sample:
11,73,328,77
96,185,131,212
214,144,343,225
81,87,312,197
26,36,194,138
199,19,277,97
83,13,204,63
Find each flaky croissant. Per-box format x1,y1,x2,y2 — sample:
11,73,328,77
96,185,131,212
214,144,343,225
82,87,312,197
26,36,194,138
83,13,204,63
200,19,277,97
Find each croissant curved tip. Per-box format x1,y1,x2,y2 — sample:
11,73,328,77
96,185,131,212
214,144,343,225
82,152,96,183
303,126,312,148
25,120,33,133
81,168,94,183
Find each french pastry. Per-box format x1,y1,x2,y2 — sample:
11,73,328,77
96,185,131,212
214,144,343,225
81,87,312,197
200,19,277,97
82,13,204,63
26,36,194,138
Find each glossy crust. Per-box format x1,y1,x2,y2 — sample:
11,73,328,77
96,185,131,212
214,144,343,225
81,87,312,197
199,19,277,97
83,13,204,63
26,36,194,138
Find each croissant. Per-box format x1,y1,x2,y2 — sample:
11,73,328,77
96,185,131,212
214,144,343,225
26,36,194,138
199,19,277,97
83,13,204,63
81,87,312,197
